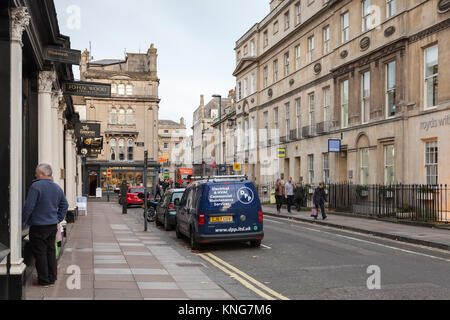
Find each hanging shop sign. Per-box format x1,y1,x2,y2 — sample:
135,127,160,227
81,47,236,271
44,46,81,65
278,148,286,158
75,123,101,139
63,81,111,98
328,139,342,153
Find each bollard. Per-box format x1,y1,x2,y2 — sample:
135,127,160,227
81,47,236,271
121,180,128,215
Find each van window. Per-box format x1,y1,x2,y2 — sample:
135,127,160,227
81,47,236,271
180,190,188,206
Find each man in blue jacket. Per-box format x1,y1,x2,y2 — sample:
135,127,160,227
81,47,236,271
22,164,69,287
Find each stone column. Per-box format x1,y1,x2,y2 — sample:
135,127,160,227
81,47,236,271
76,155,82,198
52,90,64,188
65,130,76,210
38,71,56,166
4,6,30,279
58,104,67,190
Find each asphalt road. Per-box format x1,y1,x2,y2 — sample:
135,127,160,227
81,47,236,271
127,206,450,300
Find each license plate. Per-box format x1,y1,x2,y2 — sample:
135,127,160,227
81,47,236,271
210,216,233,223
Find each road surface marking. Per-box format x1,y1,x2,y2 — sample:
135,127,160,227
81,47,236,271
205,253,290,300
266,216,450,263
264,218,284,224
261,244,272,250
197,253,275,300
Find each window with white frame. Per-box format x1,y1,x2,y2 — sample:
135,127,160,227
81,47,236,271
296,98,301,138
110,107,117,125
384,145,395,185
251,73,256,94
387,0,396,18
323,87,331,127
274,107,279,131
284,52,290,76
295,45,301,70
237,121,242,152
110,138,116,161
264,111,269,142
244,119,249,151
274,59,279,82
341,80,349,128
386,61,396,117
308,36,314,62
111,84,117,95
264,66,269,88
118,108,126,125
264,31,269,47
362,0,372,32
127,139,134,161
118,84,125,95
126,108,134,125
126,84,133,96
424,45,438,110
323,153,330,184
244,78,248,97
360,148,369,185
250,117,256,149
309,154,315,185
362,71,371,124
323,26,330,54
342,12,349,43
425,141,438,185
285,102,290,137
250,39,255,56
118,139,125,161
309,93,315,135
295,2,301,26
284,11,290,30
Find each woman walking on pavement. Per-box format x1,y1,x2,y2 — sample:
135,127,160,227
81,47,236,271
312,183,327,220
274,179,284,214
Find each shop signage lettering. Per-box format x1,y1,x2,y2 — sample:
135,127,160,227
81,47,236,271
75,123,101,139
44,46,81,65
63,81,111,98
420,114,450,131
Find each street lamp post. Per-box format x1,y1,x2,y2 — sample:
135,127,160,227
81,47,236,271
212,95,222,175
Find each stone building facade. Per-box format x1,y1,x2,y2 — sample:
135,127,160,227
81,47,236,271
77,45,160,194
233,0,450,187
158,118,189,179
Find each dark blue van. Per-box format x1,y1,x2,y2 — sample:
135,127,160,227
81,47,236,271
175,178,264,250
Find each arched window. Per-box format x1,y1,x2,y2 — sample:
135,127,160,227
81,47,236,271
126,108,134,125
119,139,125,161
126,84,133,96
110,107,117,125
118,84,125,95
128,139,134,161
118,108,126,125
110,139,116,161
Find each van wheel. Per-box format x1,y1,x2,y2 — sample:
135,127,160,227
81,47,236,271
190,229,200,251
250,240,262,248
175,224,183,239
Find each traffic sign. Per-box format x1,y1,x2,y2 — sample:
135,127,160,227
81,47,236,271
107,169,112,178
233,163,241,171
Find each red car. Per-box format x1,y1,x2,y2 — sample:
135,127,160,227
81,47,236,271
126,187,150,207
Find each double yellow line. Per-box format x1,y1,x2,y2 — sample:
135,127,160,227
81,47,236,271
198,253,290,300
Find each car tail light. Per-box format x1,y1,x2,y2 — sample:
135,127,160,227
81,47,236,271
198,213,205,226
168,204,175,210
258,210,263,223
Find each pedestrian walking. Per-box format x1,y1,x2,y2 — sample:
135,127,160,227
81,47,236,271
274,179,284,214
284,177,295,214
312,183,327,220
22,164,68,288
162,180,168,194
154,182,162,201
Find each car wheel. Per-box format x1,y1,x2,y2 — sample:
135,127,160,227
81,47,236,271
164,214,171,231
175,223,183,239
190,228,200,251
250,240,262,248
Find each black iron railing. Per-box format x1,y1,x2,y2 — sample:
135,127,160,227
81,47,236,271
329,183,449,223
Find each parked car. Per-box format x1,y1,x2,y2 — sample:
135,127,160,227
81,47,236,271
176,178,264,250
155,188,185,231
121,186,150,207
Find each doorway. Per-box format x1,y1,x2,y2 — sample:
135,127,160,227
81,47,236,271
89,175,98,197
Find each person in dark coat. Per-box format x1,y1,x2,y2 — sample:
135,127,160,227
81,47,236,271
312,183,327,220
154,182,162,201
274,179,284,214
22,164,68,288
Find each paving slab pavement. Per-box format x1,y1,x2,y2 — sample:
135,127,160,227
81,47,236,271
24,201,233,301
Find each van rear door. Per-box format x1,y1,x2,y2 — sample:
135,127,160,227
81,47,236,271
202,182,262,236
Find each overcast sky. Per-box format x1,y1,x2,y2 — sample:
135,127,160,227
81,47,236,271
54,0,269,133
